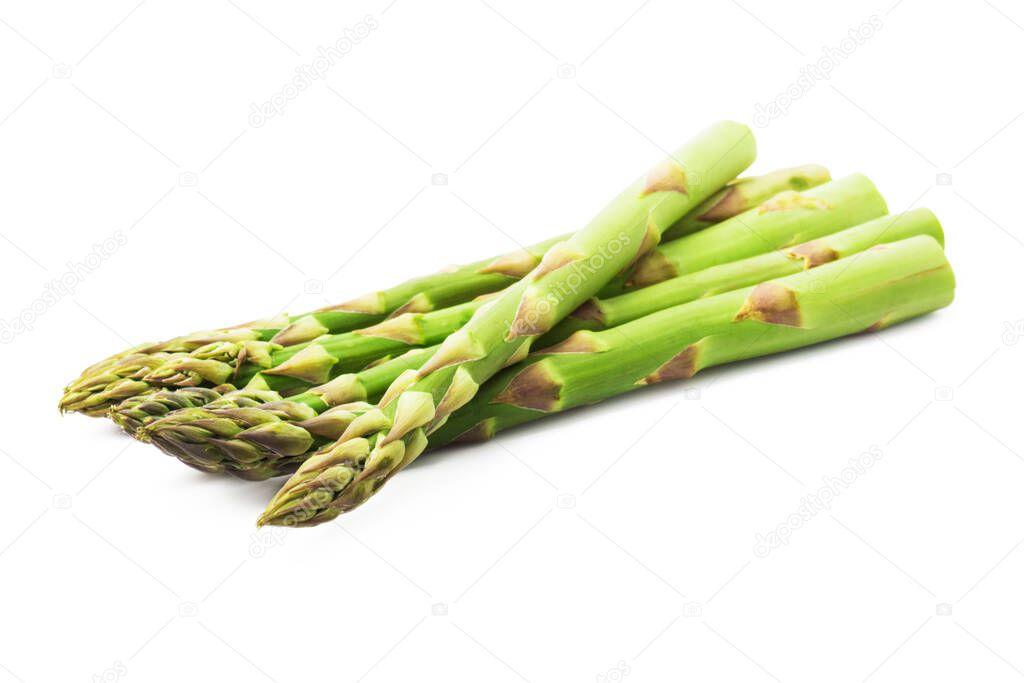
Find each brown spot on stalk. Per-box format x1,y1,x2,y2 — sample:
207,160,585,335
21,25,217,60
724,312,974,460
786,240,839,268
320,292,387,315
452,418,497,443
508,290,559,339
863,315,893,333
236,341,277,370
641,159,689,197
637,344,701,385
416,329,486,376
262,344,338,384
271,316,330,346
503,339,533,368
697,184,745,223
491,362,562,412
479,248,541,278
533,243,584,279
570,299,606,324
357,314,424,345
624,220,662,270
389,293,435,317
734,282,802,327
757,192,831,214
434,368,479,422
228,313,290,331
626,249,678,289
537,330,609,355
312,374,366,406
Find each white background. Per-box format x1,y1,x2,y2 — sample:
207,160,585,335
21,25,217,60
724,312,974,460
1,1,1022,681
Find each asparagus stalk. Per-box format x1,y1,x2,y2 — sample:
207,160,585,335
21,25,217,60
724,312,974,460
64,165,831,418
431,235,955,445
137,208,943,478
599,172,889,296
59,298,485,415
260,235,955,526
65,163,821,398
661,164,830,240
258,121,760,525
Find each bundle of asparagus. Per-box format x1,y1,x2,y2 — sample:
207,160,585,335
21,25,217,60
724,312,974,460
60,121,957,530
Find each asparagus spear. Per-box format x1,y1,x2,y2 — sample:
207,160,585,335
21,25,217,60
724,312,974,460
63,165,831,418
259,235,955,526
59,299,484,415
137,208,944,478
258,121,760,524
432,235,955,445
600,172,889,295
66,164,823,401
662,164,830,240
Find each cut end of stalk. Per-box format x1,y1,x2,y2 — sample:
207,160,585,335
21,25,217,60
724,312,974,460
734,282,802,327
491,361,563,412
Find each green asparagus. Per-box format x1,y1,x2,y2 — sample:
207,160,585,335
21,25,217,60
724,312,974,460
259,121,759,525
260,235,955,526
138,209,943,479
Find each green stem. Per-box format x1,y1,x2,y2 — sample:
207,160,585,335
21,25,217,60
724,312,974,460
433,235,954,445
600,173,888,295
134,209,942,479
259,122,764,525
